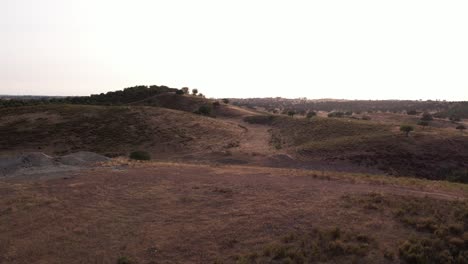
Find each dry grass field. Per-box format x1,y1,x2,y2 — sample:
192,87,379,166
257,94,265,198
1,161,467,264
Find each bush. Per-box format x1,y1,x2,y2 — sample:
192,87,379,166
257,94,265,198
129,151,151,161
194,105,212,116
222,98,229,104
400,125,414,137
407,110,419,115
306,111,317,119
175,89,184,95
328,112,344,118
417,121,429,129
212,101,221,108
287,111,296,117
117,256,132,264
421,112,433,121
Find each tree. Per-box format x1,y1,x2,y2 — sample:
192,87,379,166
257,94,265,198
456,125,466,134
287,110,296,117
400,125,414,137
181,87,189,94
222,98,229,104
306,111,317,119
421,112,433,121
407,110,418,115
192,89,198,95
212,101,220,108
194,105,211,116
175,89,184,95
417,121,429,130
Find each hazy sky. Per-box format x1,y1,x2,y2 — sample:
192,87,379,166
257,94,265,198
1,0,468,100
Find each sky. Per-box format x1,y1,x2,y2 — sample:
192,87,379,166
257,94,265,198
1,0,468,100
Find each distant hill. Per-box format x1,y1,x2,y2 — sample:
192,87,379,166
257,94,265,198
231,98,468,118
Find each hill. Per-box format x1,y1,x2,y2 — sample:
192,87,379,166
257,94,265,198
0,104,244,158
245,114,468,181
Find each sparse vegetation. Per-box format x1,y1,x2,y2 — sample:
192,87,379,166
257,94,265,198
237,228,374,263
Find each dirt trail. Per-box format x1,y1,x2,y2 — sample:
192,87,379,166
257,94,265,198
222,117,277,156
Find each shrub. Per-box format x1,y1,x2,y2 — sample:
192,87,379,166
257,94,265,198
212,101,221,108
175,89,184,95
400,125,414,137
287,111,296,117
306,111,317,119
456,125,466,134
194,105,212,116
417,120,429,130
328,112,344,118
117,256,132,264
361,115,371,120
407,110,418,115
421,112,433,121
129,151,151,161
222,98,229,104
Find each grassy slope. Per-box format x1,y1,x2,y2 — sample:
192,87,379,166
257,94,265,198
245,115,468,181
0,104,244,157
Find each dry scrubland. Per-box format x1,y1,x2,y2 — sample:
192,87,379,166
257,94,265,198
1,90,468,263
1,162,468,264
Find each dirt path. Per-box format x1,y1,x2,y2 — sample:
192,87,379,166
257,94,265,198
222,117,277,156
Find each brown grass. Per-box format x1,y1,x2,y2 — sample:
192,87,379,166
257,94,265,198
1,162,467,263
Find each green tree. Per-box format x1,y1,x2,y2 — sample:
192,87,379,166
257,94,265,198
222,98,229,104
181,87,189,94
421,112,433,121
192,88,198,95
400,125,414,137
417,120,429,130
195,105,212,116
